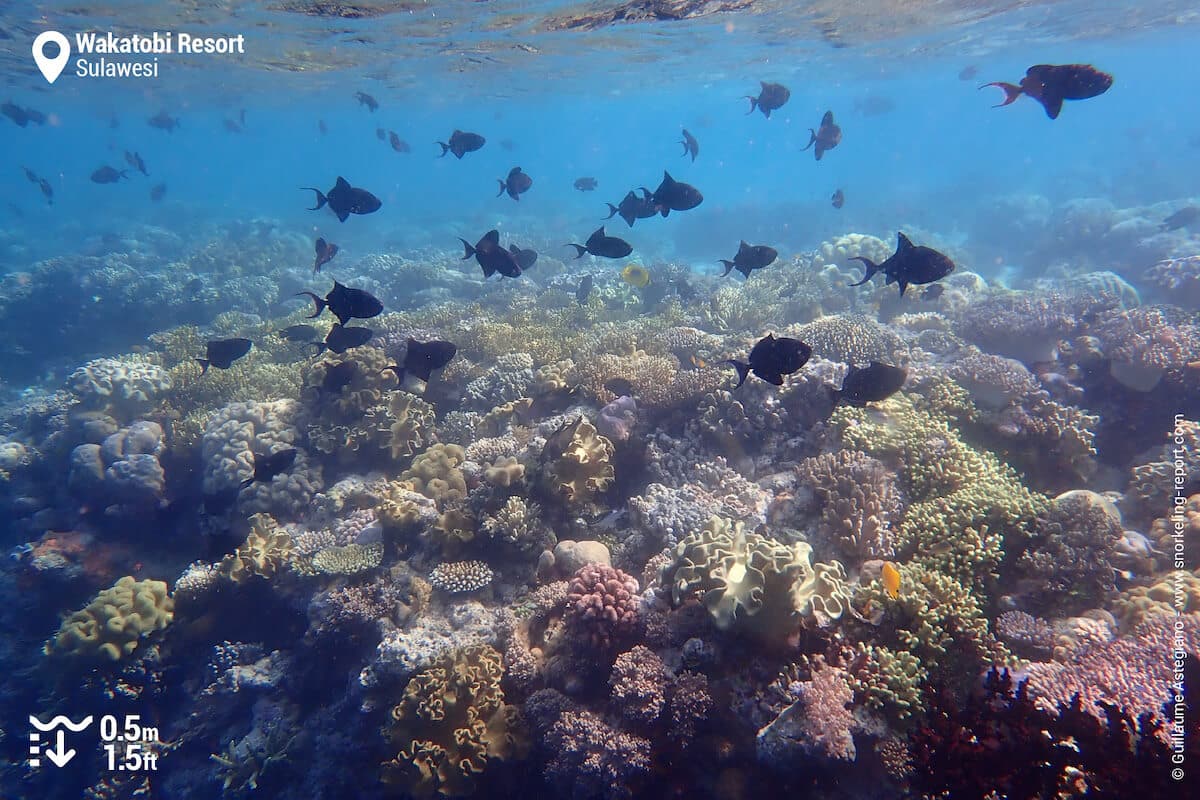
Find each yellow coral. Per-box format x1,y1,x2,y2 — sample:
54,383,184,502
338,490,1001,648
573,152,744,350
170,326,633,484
403,444,468,506
219,513,294,583
47,576,174,662
383,645,527,798
542,418,614,511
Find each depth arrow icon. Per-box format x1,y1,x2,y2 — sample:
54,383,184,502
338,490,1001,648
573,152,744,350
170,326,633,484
44,730,75,767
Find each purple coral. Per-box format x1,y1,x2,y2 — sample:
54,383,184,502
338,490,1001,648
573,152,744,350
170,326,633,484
596,394,637,442
667,670,712,744
544,710,651,800
565,564,640,651
609,646,668,726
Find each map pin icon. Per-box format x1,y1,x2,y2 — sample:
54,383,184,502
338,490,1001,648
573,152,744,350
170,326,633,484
32,31,70,84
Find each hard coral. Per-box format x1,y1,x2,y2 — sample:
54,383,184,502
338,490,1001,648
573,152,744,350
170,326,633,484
541,418,615,512
1091,304,1200,390
565,563,640,652
795,450,902,562
790,313,908,367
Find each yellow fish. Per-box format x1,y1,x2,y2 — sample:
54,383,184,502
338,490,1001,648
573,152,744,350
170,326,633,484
689,354,708,369
881,561,901,599
620,263,651,288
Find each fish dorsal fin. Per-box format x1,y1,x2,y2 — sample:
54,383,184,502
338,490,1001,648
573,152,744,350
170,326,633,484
822,110,834,126
896,232,914,251
332,280,345,291
662,171,675,185
760,81,768,90
335,176,351,190
451,129,463,137
591,226,606,240
509,244,519,255
738,240,750,252
483,230,500,244
510,166,521,176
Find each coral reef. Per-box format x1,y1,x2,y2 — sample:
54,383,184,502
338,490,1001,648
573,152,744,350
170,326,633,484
46,576,174,662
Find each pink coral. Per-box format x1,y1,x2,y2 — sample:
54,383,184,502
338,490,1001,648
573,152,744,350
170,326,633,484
565,564,640,651
544,710,651,800
1021,613,1200,726
667,670,712,744
609,646,668,726
792,661,857,761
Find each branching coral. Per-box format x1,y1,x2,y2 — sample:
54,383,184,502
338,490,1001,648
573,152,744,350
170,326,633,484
795,450,902,562
565,564,640,652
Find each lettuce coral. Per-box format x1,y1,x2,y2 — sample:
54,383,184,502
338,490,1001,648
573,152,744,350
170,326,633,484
383,644,527,798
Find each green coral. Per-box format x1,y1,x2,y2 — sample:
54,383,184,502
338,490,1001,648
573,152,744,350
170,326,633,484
847,643,927,723
383,644,527,798
46,576,174,662
312,542,384,576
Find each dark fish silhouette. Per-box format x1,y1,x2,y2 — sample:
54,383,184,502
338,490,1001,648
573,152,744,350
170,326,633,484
22,167,53,205
576,275,594,306
90,166,127,184
720,241,778,279
323,324,373,354
837,362,907,407
605,378,635,397
354,91,379,112
278,324,319,342
959,65,979,81
574,177,598,192
460,230,523,279
982,64,1113,119
124,151,148,176
302,176,382,222
318,119,328,135
1163,207,1200,231
222,116,243,133
566,227,633,259
384,338,457,386
147,111,179,132
746,81,790,118
801,111,841,160
848,232,956,297
297,281,384,325
196,338,252,374
509,244,538,270
723,334,812,388
438,129,486,159
150,183,167,203
650,171,703,216
680,129,699,162
496,166,533,201
921,284,945,301
238,449,297,489
321,361,357,394
3,102,45,127
831,189,845,209
388,131,410,153
314,237,339,274
605,189,657,227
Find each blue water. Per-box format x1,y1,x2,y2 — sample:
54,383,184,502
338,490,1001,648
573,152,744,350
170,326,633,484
2,3,1199,799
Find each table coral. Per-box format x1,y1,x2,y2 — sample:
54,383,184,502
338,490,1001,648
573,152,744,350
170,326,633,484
46,575,174,662
429,560,494,593
953,290,1079,363
311,542,383,576
383,644,526,799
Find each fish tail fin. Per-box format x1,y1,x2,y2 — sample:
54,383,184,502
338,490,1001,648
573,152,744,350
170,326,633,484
295,290,326,317
981,81,1022,107
301,188,327,210
800,129,817,151
496,179,506,198
604,203,620,219
745,96,757,115
847,257,880,287
722,360,751,389
565,244,587,259
458,238,476,260
436,142,449,157
196,358,210,374
719,260,736,277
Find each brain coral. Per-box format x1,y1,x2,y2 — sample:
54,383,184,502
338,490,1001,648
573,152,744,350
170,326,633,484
47,575,174,662
383,644,527,799
201,399,322,519
69,354,172,420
